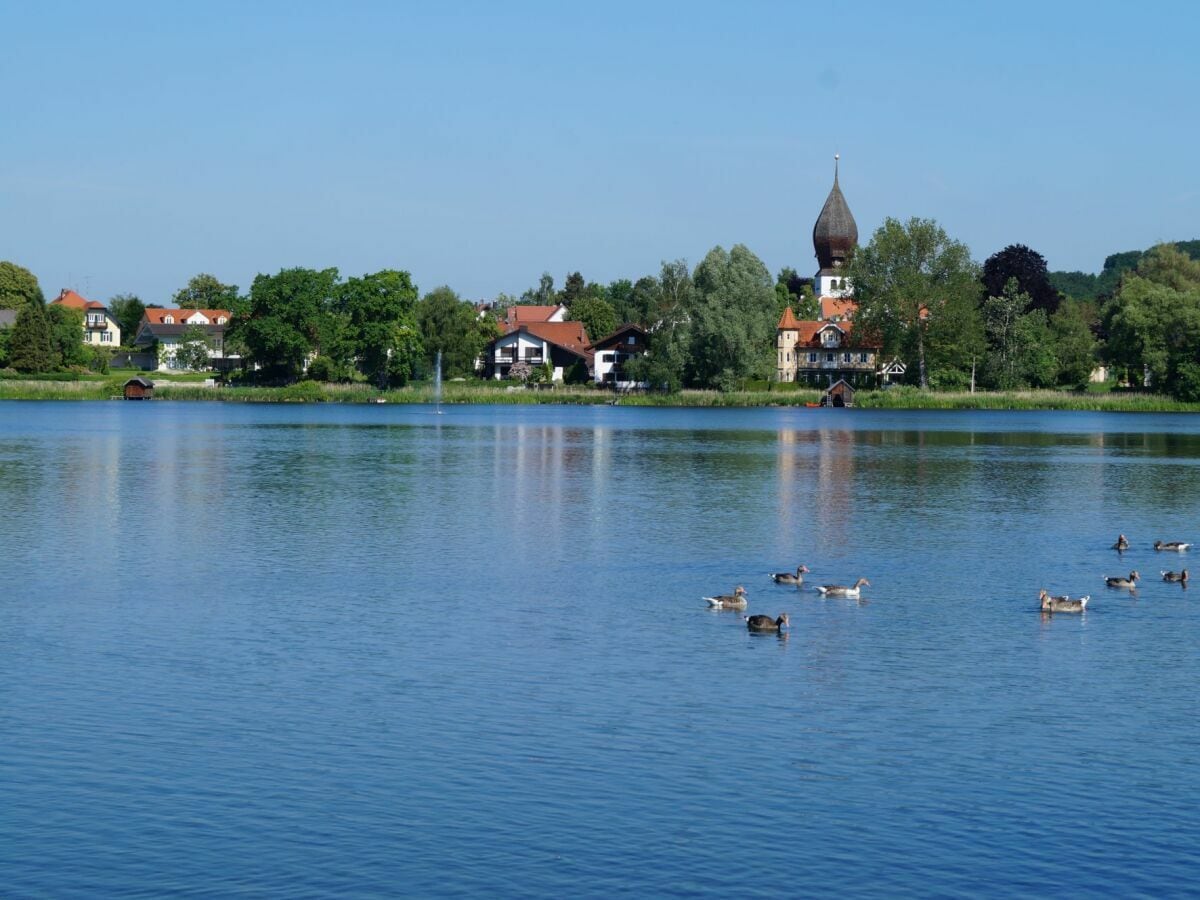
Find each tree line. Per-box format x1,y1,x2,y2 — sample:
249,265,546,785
2,227,1199,397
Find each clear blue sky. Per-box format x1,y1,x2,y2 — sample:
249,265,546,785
3,0,1197,304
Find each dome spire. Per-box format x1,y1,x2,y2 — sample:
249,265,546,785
812,154,857,276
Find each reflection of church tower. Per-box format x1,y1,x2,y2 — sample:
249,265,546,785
812,155,857,299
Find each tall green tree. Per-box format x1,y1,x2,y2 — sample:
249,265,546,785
417,286,497,378
1103,244,1200,396
1050,300,1097,387
558,271,586,306
687,245,777,390
567,294,616,343
174,273,239,310
519,272,556,305
108,293,146,344
341,269,421,388
8,301,55,372
0,262,44,310
46,305,86,368
849,217,981,389
238,268,340,379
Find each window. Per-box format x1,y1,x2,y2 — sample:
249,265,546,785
842,352,851,363
603,353,615,363
164,315,174,324
217,317,227,324
808,353,817,363
859,352,869,363
826,353,834,363
627,336,635,345
101,332,112,343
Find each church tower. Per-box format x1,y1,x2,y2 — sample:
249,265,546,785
812,154,857,298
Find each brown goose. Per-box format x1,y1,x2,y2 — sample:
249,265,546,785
1154,540,1191,552
816,578,870,599
1113,534,1129,551
745,612,790,633
770,565,810,585
1105,571,1139,589
1162,569,1189,583
703,585,747,610
1039,589,1089,613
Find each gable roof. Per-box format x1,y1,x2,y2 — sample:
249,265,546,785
504,304,566,328
489,320,593,362
142,308,231,325
51,289,107,311
588,323,646,351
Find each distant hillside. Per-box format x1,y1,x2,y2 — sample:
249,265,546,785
1050,239,1200,301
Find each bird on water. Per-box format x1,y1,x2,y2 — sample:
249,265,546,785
745,613,790,633
704,586,748,610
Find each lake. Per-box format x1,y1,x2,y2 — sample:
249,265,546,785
2,401,1199,897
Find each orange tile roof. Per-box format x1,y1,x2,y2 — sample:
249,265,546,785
504,305,564,328
142,308,232,325
519,320,591,355
819,296,857,320
51,289,105,310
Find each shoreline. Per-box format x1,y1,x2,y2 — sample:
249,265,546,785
0,379,1197,412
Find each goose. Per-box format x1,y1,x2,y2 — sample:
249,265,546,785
703,585,747,610
1162,569,1189,583
1105,571,1139,589
1113,534,1129,551
1039,589,1089,613
745,612,790,633
1154,540,1191,552
770,564,810,585
816,578,870,599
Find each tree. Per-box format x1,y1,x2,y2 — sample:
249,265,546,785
558,271,586,306
8,301,54,372
174,273,239,310
605,279,635,324
1103,244,1200,395
417,286,497,378
341,269,421,388
174,324,213,370
982,244,1062,315
46,305,86,368
687,245,777,390
519,272,556,305
238,268,340,380
849,217,982,389
508,360,532,382
108,293,146,344
567,294,616,343
1050,300,1097,387
0,262,44,310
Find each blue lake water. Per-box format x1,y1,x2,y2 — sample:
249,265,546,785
2,401,1199,897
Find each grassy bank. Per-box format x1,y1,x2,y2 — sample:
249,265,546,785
0,378,1197,412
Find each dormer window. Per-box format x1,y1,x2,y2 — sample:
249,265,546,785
217,317,227,325
164,315,174,324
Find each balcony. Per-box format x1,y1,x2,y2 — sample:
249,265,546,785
496,353,544,365
85,318,109,329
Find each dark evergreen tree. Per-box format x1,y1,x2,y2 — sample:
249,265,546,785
9,301,55,372
982,244,1061,315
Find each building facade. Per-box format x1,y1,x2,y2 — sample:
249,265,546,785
50,289,121,347
132,308,236,371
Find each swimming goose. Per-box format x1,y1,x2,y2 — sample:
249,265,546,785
1154,541,1191,552
816,578,870,599
703,585,747,609
1162,569,1189,583
745,612,790,633
1113,534,1129,551
770,565,810,585
1105,571,1139,589
1039,589,1089,613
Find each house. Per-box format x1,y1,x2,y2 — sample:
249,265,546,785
131,307,237,371
50,289,121,347
823,378,855,407
589,324,648,388
482,320,592,382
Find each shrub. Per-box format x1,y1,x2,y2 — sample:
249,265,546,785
306,356,336,382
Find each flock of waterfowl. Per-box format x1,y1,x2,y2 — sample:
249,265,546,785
1039,533,1190,614
704,533,1190,630
703,566,871,633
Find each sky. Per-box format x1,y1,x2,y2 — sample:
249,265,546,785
3,0,1198,304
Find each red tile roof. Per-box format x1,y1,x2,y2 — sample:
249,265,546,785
819,296,857,320
504,305,564,328
777,307,802,330
519,320,591,355
51,289,105,310
142,308,231,325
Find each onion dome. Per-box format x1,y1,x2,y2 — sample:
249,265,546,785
812,155,858,275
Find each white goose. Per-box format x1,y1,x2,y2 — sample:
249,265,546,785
816,577,870,599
